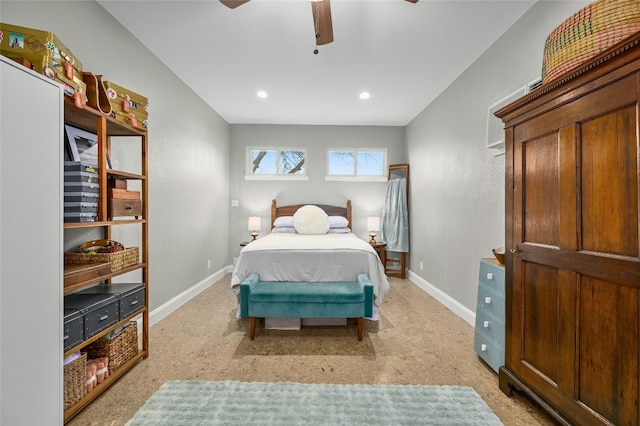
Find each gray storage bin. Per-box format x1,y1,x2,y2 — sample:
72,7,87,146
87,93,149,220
64,293,120,339
64,181,99,194
64,161,98,173
64,202,98,213
64,170,98,183
64,192,99,203
63,308,84,352
64,212,97,223
79,283,146,320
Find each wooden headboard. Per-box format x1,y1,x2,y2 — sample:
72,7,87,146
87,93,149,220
271,199,352,229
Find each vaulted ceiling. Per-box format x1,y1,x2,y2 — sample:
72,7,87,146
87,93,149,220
98,0,536,126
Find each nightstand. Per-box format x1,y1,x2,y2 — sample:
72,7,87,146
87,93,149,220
370,242,387,268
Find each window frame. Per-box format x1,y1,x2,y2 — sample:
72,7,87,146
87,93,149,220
245,147,309,181
325,148,388,182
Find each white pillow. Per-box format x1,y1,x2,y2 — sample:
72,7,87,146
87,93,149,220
273,216,294,228
328,216,349,228
271,227,297,234
327,227,351,234
293,205,330,235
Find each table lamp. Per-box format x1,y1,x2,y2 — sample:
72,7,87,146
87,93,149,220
248,216,261,241
367,216,380,244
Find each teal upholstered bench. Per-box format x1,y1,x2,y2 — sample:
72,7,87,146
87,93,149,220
240,274,374,341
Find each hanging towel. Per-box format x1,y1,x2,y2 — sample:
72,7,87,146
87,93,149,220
382,178,409,252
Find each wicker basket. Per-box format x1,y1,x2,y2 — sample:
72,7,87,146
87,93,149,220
64,352,87,410
542,0,640,83
65,246,139,273
86,322,138,373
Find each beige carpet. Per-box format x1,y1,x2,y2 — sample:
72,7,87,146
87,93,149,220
68,275,555,426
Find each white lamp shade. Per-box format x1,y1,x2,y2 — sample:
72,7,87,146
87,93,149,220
367,216,380,232
248,216,261,231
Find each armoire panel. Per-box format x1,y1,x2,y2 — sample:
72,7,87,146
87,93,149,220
578,275,639,426
523,133,560,247
522,262,559,383
581,105,638,257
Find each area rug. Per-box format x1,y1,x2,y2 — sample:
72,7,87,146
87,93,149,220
126,380,504,425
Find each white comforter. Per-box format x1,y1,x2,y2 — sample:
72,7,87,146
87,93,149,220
230,233,390,306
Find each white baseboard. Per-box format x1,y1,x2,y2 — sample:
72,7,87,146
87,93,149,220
147,266,229,327
407,270,475,327
141,266,475,331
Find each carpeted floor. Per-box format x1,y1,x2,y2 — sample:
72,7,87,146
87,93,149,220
126,381,504,425
67,274,556,426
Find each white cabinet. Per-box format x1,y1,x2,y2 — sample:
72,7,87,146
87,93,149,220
0,55,63,425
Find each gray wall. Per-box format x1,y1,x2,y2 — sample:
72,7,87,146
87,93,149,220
405,0,590,312
228,124,405,257
2,0,595,321
2,1,231,312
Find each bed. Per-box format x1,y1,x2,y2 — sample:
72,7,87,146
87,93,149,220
230,199,390,320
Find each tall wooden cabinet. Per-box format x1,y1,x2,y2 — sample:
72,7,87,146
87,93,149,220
496,34,640,425
62,89,149,421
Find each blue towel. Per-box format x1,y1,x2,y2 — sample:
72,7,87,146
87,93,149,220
382,178,409,252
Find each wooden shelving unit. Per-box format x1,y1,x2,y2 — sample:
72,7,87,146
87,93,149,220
62,99,149,423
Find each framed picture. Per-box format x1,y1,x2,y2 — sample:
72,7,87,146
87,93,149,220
65,124,98,165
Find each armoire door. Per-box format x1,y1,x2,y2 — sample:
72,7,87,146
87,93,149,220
503,72,640,426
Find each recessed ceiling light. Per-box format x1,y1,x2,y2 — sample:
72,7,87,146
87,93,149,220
359,92,371,100
256,90,268,98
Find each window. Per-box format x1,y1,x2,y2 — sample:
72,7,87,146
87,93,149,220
246,148,307,180
327,149,387,181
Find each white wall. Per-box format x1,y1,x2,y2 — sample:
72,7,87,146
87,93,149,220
2,1,231,312
228,124,405,256
405,0,591,312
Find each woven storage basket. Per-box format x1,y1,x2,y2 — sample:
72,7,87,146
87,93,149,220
86,322,138,373
65,246,139,273
63,352,87,410
542,0,640,83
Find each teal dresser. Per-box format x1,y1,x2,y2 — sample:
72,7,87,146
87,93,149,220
473,258,505,373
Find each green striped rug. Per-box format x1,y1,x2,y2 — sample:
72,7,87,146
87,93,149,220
127,381,503,425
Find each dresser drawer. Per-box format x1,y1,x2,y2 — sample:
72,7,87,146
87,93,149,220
473,328,505,373
476,282,505,320
479,259,505,291
109,198,142,218
474,307,504,346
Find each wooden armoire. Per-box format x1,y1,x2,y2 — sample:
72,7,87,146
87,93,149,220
496,33,640,425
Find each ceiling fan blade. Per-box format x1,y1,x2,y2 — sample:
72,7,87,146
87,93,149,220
311,0,334,45
405,0,418,3
220,0,251,9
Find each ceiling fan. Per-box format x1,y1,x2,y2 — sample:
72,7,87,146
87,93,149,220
220,0,417,50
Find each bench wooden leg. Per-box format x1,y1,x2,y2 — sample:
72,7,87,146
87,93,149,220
357,317,363,341
250,317,256,340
